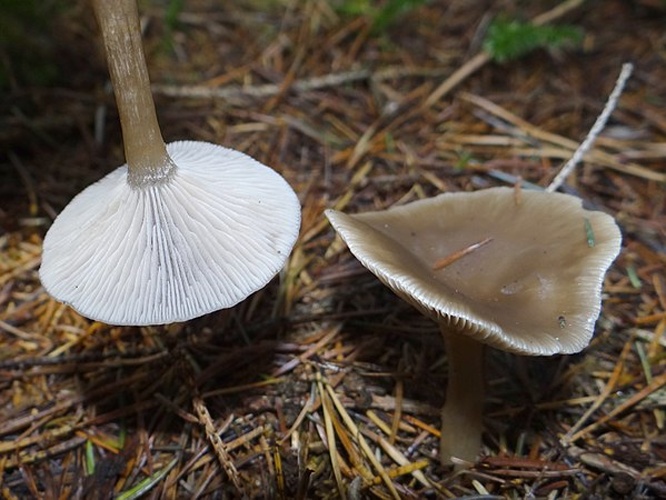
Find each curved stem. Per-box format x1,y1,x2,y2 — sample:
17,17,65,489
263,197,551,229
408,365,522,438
439,325,485,467
92,0,175,187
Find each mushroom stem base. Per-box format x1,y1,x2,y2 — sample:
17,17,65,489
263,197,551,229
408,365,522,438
439,326,485,467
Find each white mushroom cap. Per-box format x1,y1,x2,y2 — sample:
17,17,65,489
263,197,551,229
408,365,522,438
40,140,301,326
326,187,621,355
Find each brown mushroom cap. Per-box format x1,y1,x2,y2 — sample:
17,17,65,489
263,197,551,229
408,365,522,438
326,187,621,355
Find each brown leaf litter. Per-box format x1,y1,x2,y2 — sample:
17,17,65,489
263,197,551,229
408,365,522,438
1,0,665,498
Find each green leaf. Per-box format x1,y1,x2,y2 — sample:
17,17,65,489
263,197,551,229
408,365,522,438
116,457,179,500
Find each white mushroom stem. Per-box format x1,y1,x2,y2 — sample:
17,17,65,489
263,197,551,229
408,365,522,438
439,325,485,467
92,0,175,187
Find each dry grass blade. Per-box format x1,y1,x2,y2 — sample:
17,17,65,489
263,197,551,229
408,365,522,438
567,446,641,478
303,161,374,246
154,66,447,101
561,335,635,444
388,377,403,446
361,426,432,489
272,325,342,376
372,459,430,484
325,393,376,484
325,383,401,499
316,377,347,500
190,396,242,492
2,0,665,497
569,369,666,441
0,256,41,287
458,91,666,183
180,355,243,493
279,385,315,444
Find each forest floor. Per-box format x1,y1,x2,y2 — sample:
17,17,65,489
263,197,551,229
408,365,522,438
1,0,665,498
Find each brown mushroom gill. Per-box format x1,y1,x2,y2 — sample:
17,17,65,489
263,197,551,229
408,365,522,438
325,187,621,466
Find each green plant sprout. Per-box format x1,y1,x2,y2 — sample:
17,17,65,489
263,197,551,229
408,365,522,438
584,218,596,248
483,17,583,63
161,0,184,50
336,0,430,32
454,150,474,171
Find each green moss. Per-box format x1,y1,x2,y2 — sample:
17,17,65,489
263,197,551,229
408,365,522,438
483,17,583,63
335,0,430,33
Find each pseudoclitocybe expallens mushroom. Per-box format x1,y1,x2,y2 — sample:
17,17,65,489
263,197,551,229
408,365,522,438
326,187,621,466
39,0,301,326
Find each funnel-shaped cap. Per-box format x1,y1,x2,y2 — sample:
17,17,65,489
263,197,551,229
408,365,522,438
326,187,621,355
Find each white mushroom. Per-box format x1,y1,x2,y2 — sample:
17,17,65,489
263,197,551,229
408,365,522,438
326,187,621,466
39,0,301,326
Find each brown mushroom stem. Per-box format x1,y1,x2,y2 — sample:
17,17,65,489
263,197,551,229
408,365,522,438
92,0,175,187
439,325,485,467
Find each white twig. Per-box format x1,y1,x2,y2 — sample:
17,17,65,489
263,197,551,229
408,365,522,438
547,62,634,192
153,66,447,101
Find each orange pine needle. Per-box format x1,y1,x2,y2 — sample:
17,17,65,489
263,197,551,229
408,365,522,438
513,176,523,205
432,237,494,271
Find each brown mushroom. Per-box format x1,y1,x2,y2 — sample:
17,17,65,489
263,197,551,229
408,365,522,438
325,187,621,466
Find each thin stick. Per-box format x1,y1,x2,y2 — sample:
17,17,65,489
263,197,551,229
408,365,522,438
154,66,447,100
317,378,347,500
191,397,242,491
180,353,243,492
567,369,666,442
432,238,493,271
424,52,489,108
546,63,634,192
360,428,432,488
389,363,404,445
325,384,401,499
513,177,523,206
458,91,664,183
560,336,633,444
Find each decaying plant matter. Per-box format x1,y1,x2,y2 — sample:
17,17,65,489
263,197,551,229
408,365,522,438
1,0,665,497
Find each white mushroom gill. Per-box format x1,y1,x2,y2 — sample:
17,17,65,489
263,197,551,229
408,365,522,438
40,0,301,325
41,142,301,326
